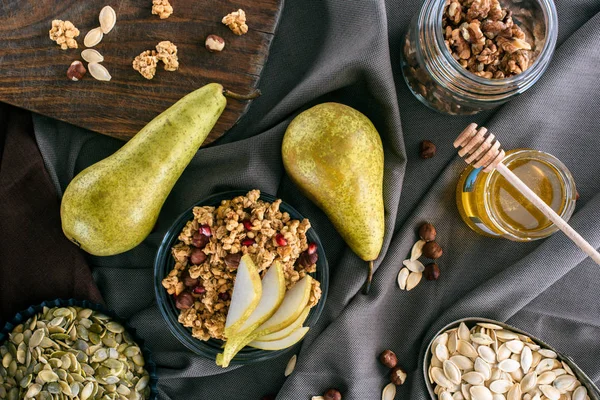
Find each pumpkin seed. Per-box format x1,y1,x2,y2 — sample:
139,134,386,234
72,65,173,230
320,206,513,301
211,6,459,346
88,62,112,81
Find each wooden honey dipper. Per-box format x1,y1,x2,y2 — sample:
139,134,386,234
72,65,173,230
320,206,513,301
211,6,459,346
454,123,600,265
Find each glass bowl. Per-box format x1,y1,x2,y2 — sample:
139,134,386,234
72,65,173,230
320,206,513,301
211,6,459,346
154,190,329,365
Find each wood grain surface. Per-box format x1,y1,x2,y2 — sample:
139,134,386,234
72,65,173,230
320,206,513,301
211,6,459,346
0,0,282,145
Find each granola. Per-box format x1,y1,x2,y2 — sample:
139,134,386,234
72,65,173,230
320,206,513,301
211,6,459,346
49,20,80,50
152,0,173,19
443,0,534,78
155,41,179,71
133,50,158,80
162,190,322,341
222,9,249,35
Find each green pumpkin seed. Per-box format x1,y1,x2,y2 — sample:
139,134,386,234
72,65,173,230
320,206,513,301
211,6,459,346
78,308,93,319
105,322,124,334
16,342,26,364
89,324,104,334
39,369,59,382
77,325,89,341
132,354,144,367
104,375,120,385
47,381,61,394
2,352,12,368
11,332,24,345
102,335,118,348
7,360,16,377
135,375,149,392
53,308,71,318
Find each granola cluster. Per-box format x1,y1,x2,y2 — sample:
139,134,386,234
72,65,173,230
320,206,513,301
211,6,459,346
162,190,322,341
222,9,249,36
132,50,158,80
133,41,178,79
49,20,80,50
443,0,534,78
152,0,173,19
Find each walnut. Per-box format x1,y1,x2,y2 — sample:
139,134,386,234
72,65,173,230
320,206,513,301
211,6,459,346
466,0,491,21
152,0,173,19
222,9,249,35
49,20,80,50
133,50,158,80
156,41,179,71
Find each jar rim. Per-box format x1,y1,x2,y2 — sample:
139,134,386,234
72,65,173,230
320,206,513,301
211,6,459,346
482,149,576,240
420,0,558,98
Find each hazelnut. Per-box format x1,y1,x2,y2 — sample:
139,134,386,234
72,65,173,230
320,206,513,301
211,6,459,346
379,349,398,368
324,389,342,400
66,60,86,81
420,140,436,159
418,223,437,242
422,241,443,259
205,34,225,52
424,263,440,281
175,292,194,310
576,191,580,201
224,253,242,268
390,366,407,386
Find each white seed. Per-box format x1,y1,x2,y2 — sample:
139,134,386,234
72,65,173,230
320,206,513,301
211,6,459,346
572,386,587,400
478,346,496,364
475,358,491,380
520,372,537,393
284,355,296,377
406,271,422,290
471,333,494,346
453,393,465,400
450,355,474,371
436,344,450,362
458,340,479,359
81,49,104,63
525,342,541,351
99,6,116,34
498,359,520,373
531,351,542,368
470,385,493,400
552,369,566,376
462,384,472,400
535,358,555,374
476,323,503,330
448,331,458,354
433,333,449,349
382,382,396,400
458,323,470,341
492,395,506,400
538,349,557,359
540,384,561,400
553,375,577,391
489,380,513,394
88,63,111,81
537,371,556,385
496,344,511,362
562,361,575,376
84,27,104,47
410,239,426,261
508,368,523,383
495,330,519,341
433,367,454,388
462,372,486,385
520,346,532,373
506,384,521,400
397,267,409,290
440,391,454,400
444,360,462,385
505,340,524,354
403,259,425,273
431,354,443,368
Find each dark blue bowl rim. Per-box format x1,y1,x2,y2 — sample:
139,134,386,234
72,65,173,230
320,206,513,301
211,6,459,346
154,190,329,365
0,298,158,399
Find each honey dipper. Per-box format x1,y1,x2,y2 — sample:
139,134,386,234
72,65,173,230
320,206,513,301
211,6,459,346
454,123,600,265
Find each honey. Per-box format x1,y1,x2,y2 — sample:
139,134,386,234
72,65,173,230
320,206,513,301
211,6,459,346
456,149,576,241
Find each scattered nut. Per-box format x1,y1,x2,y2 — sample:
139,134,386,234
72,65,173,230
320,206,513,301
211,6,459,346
379,350,398,368
152,0,173,19
418,222,437,242
422,241,443,259
424,263,440,281
222,9,249,35
420,140,437,159
49,20,80,50
323,389,342,400
66,60,86,81
205,34,225,52
390,366,407,386
175,292,194,310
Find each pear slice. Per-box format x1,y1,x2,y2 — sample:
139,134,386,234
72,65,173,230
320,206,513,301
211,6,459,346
248,327,310,350
223,255,262,337
217,275,313,367
235,261,286,337
255,305,310,342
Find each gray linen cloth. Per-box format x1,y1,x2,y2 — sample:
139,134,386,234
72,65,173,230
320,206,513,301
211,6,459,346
33,0,600,398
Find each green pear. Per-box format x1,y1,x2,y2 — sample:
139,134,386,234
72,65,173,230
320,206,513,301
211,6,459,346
282,102,384,293
248,326,309,350
61,83,257,256
224,255,262,337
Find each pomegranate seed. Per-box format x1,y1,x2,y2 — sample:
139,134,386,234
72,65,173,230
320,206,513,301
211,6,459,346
219,292,230,301
307,242,318,255
199,225,212,237
242,219,253,231
275,233,287,246
242,238,255,246
193,286,206,294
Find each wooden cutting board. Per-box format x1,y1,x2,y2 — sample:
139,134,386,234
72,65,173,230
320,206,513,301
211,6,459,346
0,0,282,145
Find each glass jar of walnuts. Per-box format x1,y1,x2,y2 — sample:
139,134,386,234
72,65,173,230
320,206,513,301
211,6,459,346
401,0,557,115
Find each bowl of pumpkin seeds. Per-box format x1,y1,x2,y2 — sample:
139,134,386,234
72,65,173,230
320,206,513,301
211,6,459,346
424,317,600,400
0,298,157,400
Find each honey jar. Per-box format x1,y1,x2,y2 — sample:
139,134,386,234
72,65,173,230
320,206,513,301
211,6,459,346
456,149,577,241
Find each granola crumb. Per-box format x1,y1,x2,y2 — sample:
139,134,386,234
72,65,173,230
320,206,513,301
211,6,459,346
152,0,173,19
132,50,159,79
49,20,80,50
222,9,249,36
156,41,179,71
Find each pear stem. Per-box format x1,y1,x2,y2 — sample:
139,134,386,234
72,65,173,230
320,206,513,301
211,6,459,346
362,260,374,295
223,88,262,101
